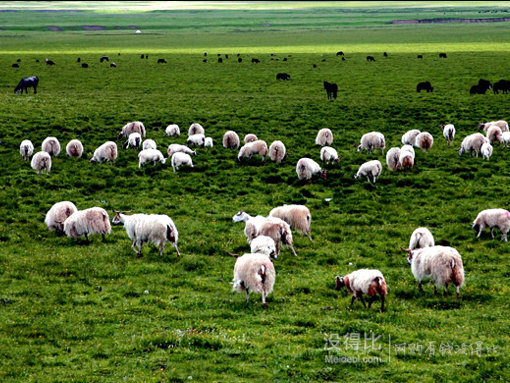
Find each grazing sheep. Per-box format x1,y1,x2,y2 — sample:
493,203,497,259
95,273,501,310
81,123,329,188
124,132,142,149
167,144,196,157
112,211,180,258
118,121,146,139
481,142,493,160
385,147,401,171
479,120,509,133
20,139,34,160
459,133,487,157
486,125,503,145
335,269,387,311
414,132,434,151
41,137,61,156
232,253,275,308
244,134,258,144
31,151,52,174
269,204,312,241
358,132,385,154
402,246,464,299
296,158,326,181
238,140,268,161
138,149,166,168
142,139,157,150
409,227,435,249
90,141,118,163
232,211,268,243
165,124,180,137
401,129,421,146
256,217,297,257
187,133,206,147
66,139,83,158
472,208,510,241
269,140,286,163
188,123,204,136
204,137,213,148
502,131,510,147
223,131,240,149
442,124,455,145
171,152,193,172
250,236,277,258
315,128,333,146
398,145,415,170
63,207,111,241
45,201,78,233
320,146,339,164
354,160,382,183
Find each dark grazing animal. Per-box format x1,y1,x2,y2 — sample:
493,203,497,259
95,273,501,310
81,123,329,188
16,58,21,62
238,57,242,63
336,51,344,56
470,84,488,95
478,79,492,91
276,72,291,80
416,81,433,93
324,81,338,100
225,54,229,59
383,52,388,57
12,63,19,68
157,58,167,63
218,57,223,63
140,54,144,59
341,57,345,61
204,52,207,57
417,55,423,59
312,64,317,68
77,57,81,63
493,79,510,94
366,56,376,62
110,62,117,68
251,58,260,63
283,57,287,62
321,58,326,62
100,56,110,62
203,59,207,63
439,53,447,58
45,59,55,65
81,63,89,68
14,76,39,94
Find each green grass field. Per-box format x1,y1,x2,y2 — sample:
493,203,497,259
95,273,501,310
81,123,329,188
0,3,509,382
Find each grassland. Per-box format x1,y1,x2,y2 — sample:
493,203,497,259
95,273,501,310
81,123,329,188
0,3,509,382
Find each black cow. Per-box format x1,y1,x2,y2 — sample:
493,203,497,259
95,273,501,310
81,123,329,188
218,57,223,63
470,84,487,94
336,51,344,56
478,79,492,90
100,56,110,62
14,76,38,94
366,56,376,62
324,81,338,100
238,57,242,63
77,57,81,63
276,73,291,80
157,58,167,63
439,53,447,58
417,55,423,59
81,63,89,68
493,79,510,94
251,58,260,63
12,63,19,68
417,81,433,93
110,62,117,68
383,52,388,57
45,59,55,65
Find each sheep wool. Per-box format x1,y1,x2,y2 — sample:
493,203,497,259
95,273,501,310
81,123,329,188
244,134,258,144
204,137,213,148
442,124,455,145
481,142,493,160
31,151,52,174
269,141,286,163
171,152,193,172
320,146,339,164
119,121,146,138
354,160,382,183
45,201,78,233
335,269,387,311
238,140,268,161
486,126,502,145
401,129,421,146
502,131,510,148
42,137,61,156
138,149,166,168
188,123,205,136
66,139,83,158
398,146,415,170
250,235,277,258
232,211,268,243
223,131,240,149
315,128,333,146
358,132,385,154
269,204,312,241
142,139,157,150
385,147,401,171
472,208,510,241
124,132,142,149
167,144,196,157
409,227,435,249
20,139,34,160
296,158,325,181
63,207,111,241
187,133,205,147
256,217,297,257
479,120,509,133
414,132,434,151
459,133,487,157
165,124,180,137
90,141,118,163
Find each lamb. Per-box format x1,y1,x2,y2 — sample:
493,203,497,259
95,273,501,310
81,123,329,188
90,141,118,163
414,132,434,151
204,137,213,148
187,133,206,147
223,131,240,149
409,227,435,249
459,133,487,157
335,269,387,311
481,142,493,160
354,160,382,183
357,132,385,154
118,121,146,139
398,145,415,170
479,120,509,133
232,211,268,243
41,137,61,156
486,125,503,145
66,139,83,158
296,158,326,181
269,204,312,241
63,207,111,241
385,147,401,171
165,124,180,137
269,140,286,163
167,144,196,157
320,146,339,164
45,201,78,233
31,151,52,174
238,140,268,161
171,152,193,172
250,235,277,258
244,134,258,144
232,253,275,308
256,217,297,257
472,208,510,241
442,124,455,145
112,211,180,258
402,246,464,299
142,139,157,150
20,139,34,160
188,123,205,136
124,132,142,149
138,149,166,168
315,128,333,146
401,129,421,146
502,131,510,148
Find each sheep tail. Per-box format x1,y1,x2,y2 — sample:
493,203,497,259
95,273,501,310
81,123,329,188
448,129,454,141
259,264,266,284
451,260,465,287
306,214,311,224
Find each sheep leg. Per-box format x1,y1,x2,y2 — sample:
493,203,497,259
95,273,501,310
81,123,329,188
366,176,371,183
261,292,267,309
131,240,137,254
456,286,461,300
490,228,494,239
289,244,297,256
358,294,367,308
245,288,250,302
173,243,181,259
137,242,143,258
502,232,508,242
477,227,483,238
307,231,313,242
102,234,106,242
368,295,376,308
418,282,423,292
380,295,385,312
350,296,356,307
159,242,165,257
443,284,448,298
84,233,89,242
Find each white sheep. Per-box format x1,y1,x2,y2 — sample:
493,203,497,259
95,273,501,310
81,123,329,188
238,140,268,161
20,139,34,160
232,211,268,243
66,139,83,158
138,149,166,168
398,145,415,170
90,141,118,163
124,132,142,149
250,235,277,258
42,137,61,156
232,253,275,308
315,128,333,146
358,132,385,154
187,133,205,147
320,146,339,164
459,133,487,157
112,211,180,258
204,137,213,148
167,144,196,157
142,139,157,150
256,217,297,257
502,131,510,148
165,124,180,137
45,201,78,233
481,142,493,160
479,120,509,133
171,152,193,172
269,140,286,164
401,129,421,146
244,134,258,144
472,208,510,241
31,151,52,174
409,227,435,249
118,121,146,138
63,207,111,241
269,204,312,241
188,123,205,136
486,125,502,145
442,124,455,145
354,160,382,183
385,147,401,171
402,246,464,299
296,158,326,181
414,132,434,151
223,131,240,149
335,269,388,311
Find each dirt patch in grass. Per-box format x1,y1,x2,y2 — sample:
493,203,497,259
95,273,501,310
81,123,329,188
82,25,105,31
47,26,62,31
